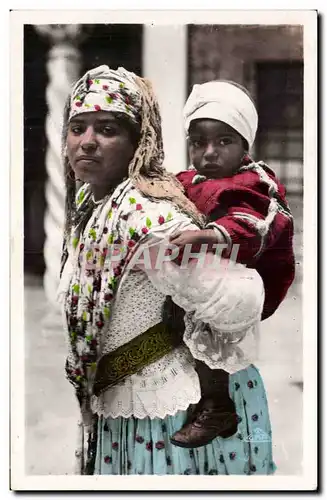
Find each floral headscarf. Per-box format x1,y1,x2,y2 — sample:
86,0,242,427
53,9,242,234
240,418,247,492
69,65,142,124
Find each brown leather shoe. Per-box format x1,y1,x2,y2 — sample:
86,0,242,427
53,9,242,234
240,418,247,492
170,398,238,448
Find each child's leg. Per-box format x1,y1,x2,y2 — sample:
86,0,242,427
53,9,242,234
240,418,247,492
196,360,230,395
170,361,238,448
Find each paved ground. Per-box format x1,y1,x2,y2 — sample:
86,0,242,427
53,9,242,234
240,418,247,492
24,272,302,476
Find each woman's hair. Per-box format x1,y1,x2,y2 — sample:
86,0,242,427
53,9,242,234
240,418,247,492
62,74,204,241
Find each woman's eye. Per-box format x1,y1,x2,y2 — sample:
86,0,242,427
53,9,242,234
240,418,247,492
101,126,116,135
70,125,83,134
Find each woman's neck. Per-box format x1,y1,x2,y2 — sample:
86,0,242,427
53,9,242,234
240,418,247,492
90,183,116,202
90,174,129,201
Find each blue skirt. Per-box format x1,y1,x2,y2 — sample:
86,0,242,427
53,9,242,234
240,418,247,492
93,365,276,475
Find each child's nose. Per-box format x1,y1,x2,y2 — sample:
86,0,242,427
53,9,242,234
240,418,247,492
204,143,218,160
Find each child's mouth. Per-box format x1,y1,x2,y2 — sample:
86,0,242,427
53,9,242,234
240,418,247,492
200,163,220,174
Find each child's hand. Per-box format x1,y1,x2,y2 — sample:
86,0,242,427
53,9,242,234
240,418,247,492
169,229,219,248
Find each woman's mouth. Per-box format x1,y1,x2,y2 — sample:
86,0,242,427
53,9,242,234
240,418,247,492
76,156,101,165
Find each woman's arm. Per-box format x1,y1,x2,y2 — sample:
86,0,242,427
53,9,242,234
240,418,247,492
129,213,265,335
132,223,264,373
122,199,264,372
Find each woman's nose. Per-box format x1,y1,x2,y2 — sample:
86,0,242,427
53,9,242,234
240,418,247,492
80,127,97,152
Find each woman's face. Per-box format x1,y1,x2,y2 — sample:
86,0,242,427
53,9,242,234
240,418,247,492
66,111,137,190
188,119,245,179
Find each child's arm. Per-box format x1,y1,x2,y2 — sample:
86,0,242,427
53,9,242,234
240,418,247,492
206,171,294,264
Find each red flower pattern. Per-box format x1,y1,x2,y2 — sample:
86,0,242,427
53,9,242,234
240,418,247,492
68,189,179,395
155,441,165,450
113,266,122,276
146,441,153,451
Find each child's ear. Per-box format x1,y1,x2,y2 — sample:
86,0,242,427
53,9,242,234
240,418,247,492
242,138,249,152
186,137,192,154
242,153,252,165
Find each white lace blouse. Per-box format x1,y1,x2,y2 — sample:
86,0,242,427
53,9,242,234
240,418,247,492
87,219,265,420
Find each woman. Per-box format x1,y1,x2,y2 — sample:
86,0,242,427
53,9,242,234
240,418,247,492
58,65,276,475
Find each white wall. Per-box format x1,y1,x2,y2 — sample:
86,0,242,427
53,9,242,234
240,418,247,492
143,25,187,173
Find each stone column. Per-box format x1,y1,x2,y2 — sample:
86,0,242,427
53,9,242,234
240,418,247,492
143,25,188,173
34,24,85,320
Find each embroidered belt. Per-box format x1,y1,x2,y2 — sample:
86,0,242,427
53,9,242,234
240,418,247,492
93,322,183,397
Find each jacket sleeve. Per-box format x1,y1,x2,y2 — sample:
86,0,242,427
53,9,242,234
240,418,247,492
206,166,294,264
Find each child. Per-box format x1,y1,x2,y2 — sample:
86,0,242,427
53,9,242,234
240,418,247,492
169,80,295,448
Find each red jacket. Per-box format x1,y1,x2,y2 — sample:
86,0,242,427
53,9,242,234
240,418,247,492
177,162,295,320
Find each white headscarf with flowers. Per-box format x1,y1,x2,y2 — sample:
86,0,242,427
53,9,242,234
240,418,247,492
69,65,142,124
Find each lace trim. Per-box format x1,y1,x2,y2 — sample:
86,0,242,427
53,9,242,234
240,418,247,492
183,312,260,374
90,351,201,419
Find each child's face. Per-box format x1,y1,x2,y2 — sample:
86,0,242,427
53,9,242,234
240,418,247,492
188,119,245,179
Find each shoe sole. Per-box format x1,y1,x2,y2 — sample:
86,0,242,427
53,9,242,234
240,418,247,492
170,425,238,449
170,437,204,449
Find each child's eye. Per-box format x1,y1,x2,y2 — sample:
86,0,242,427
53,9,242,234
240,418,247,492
219,137,233,146
190,138,205,148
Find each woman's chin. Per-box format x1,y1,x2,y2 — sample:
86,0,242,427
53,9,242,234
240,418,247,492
74,169,97,184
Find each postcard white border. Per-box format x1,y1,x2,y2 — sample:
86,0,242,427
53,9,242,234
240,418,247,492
9,8,317,492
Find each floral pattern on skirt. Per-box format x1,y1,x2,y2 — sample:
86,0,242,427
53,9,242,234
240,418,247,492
93,365,276,475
